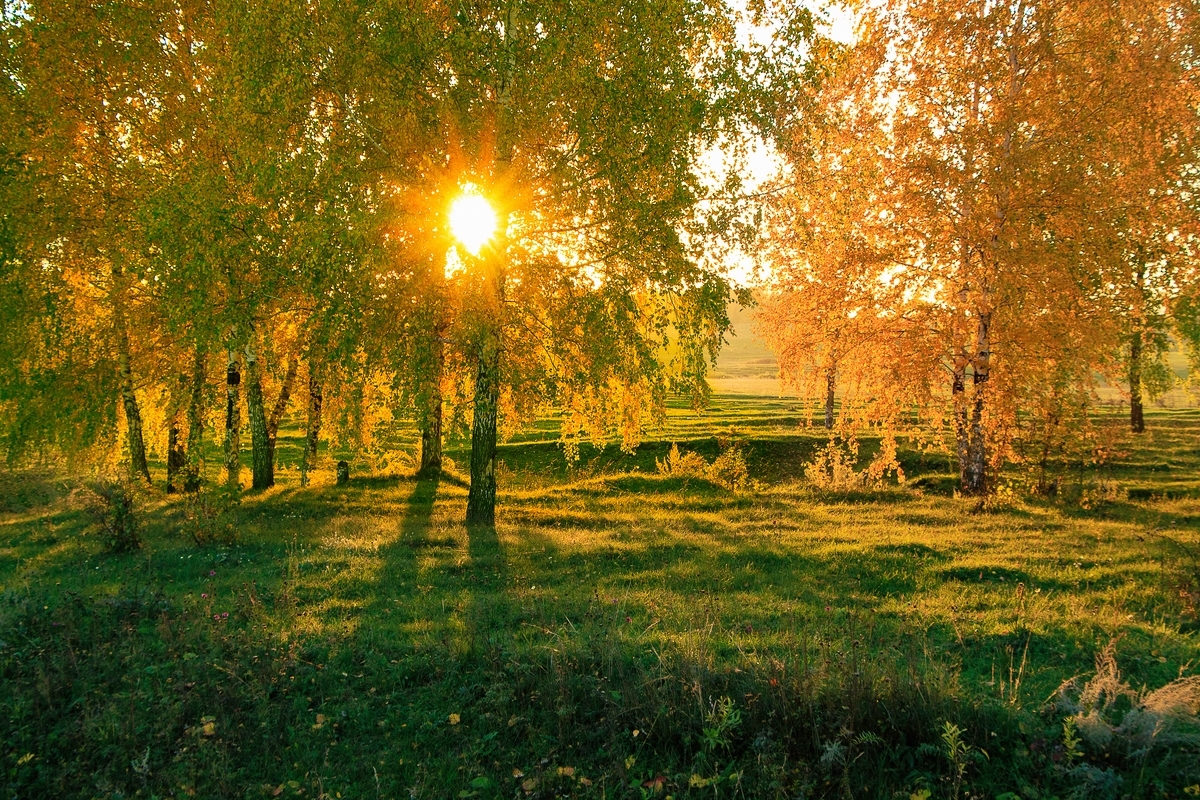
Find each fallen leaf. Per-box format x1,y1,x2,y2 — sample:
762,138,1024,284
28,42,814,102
643,774,667,791
448,713,461,725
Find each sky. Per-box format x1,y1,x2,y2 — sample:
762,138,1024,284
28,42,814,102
705,1,857,287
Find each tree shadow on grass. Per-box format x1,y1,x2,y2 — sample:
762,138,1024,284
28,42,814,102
346,474,512,654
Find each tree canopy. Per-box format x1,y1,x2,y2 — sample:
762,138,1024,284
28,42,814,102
2,0,1197,512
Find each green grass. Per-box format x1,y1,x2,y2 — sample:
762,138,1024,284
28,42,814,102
1,402,1199,799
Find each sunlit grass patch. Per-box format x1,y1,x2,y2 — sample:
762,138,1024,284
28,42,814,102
2,407,1199,797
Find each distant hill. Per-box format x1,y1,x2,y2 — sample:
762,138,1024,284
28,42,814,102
710,302,1196,407
710,303,781,396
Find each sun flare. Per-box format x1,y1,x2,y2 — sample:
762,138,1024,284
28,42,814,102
448,190,498,256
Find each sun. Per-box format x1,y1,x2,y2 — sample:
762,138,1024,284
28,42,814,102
448,190,498,256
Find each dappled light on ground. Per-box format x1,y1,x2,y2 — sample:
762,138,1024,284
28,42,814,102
2,408,1199,797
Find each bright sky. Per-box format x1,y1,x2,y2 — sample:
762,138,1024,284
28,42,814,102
709,2,856,288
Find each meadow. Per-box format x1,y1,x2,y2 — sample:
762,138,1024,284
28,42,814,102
2,389,1199,800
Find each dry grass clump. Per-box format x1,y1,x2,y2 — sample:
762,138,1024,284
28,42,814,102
1057,640,1200,761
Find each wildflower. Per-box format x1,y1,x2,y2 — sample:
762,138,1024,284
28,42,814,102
213,614,220,620
209,570,216,576
222,612,228,619
201,593,207,599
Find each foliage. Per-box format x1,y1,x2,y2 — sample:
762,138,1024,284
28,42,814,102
758,0,1200,494
938,721,981,800
699,695,742,753
0,0,815,524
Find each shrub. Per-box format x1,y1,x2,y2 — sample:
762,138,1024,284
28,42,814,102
656,443,750,491
707,446,749,491
804,441,864,490
182,485,240,546
80,479,141,552
656,443,710,479
1078,478,1126,510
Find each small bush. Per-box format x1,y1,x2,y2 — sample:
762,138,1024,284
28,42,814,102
1078,478,1125,510
708,446,749,491
656,443,710,479
981,480,1021,512
80,479,141,552
656,443,749,491
805,441,864,490
182,485,240,546
75,479,141,554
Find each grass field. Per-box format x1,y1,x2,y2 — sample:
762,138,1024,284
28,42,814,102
2,397,1199,799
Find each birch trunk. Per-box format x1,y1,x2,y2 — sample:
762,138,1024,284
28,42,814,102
1129,329,1145,433
184,348,206,492
166,408,187,493
952,359,970,489
266,354,298,484
418,336,444,476
245,343,271,490
113,269,150,483
823,365,836,430
962,311,992,496
224,351,241,490
117,328,150,483
465,331,500,527
301,360,324,487
1130,263,1146,434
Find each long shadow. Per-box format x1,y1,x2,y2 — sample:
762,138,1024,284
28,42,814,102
461,509,511,649
352,474,510,652
327,475,446,647
466,520,503,577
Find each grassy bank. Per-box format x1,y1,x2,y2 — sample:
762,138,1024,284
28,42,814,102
2,403,1198,798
